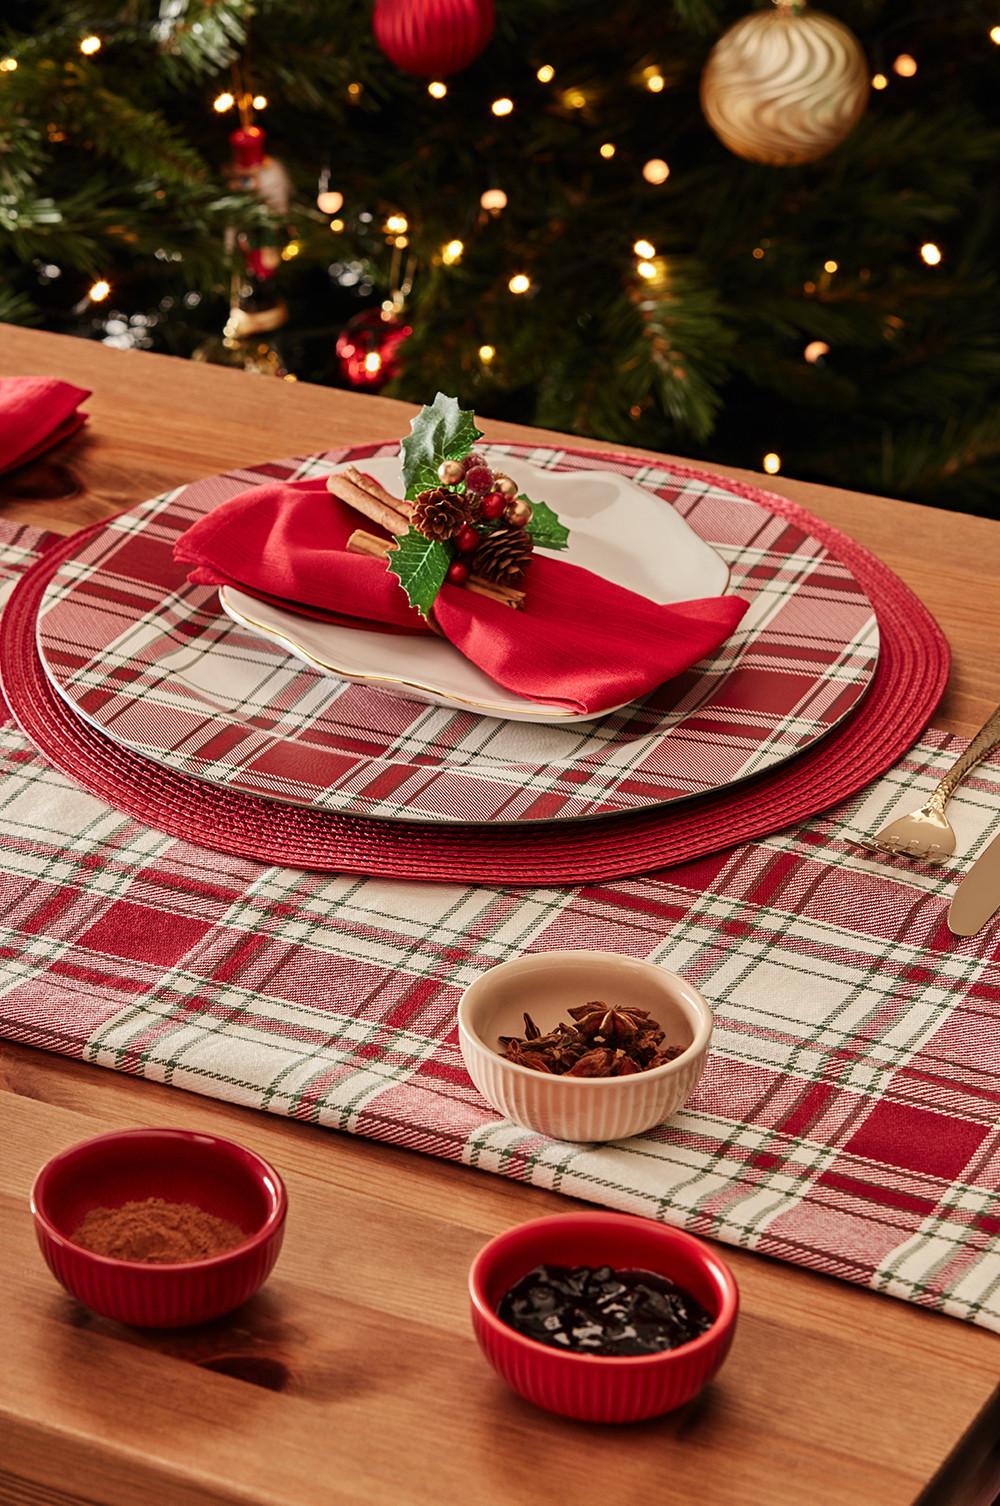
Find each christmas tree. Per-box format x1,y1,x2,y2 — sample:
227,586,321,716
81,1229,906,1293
2,0,997,513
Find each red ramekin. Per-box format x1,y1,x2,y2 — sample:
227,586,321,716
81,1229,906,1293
31,1127,287,1327
469,1211,738,1423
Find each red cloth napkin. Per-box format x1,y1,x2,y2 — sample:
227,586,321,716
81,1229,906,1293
175,477,748,714
0,377,90,475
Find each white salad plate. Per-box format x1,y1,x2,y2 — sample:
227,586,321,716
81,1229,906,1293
220,456,730,726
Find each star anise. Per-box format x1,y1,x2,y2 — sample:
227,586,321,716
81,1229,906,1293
568,1002,654,1045
565,1048,616,1077
497,1000,683,1079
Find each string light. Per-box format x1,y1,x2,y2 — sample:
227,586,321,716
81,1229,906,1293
563,88,587,109
0,57,17,72
599,142,616,159
636,260,657,280
79,35,102,55
491,97,514,116
213,92,235,112
752,246,765,260
872,72,888,90
428,80,447,98
478,344,496,364
633,239,656,259
347,82,362,99
536,64,555,83
384,213,408,234
893,54,917,76
317,189,344,215
804,341,830,363
394,234,409,248
823,259,838,273
364,352,382,375
480,188,507,213
645,72,665,93
441,239,464,265
252,94,268,110
991,25,1000,43
281,240,301,260
762,453,781,475
921,241,942,265
88,279,111,302
508,273,531,294
642,159,670,184
330,218,345,233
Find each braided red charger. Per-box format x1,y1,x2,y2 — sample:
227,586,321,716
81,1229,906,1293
0,461,948,884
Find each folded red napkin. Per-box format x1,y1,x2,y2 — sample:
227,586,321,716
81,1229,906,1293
175,477,748,714
0,376,90,475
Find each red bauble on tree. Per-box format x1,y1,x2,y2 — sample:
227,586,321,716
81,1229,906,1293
373,0,494,77
336,307,412,390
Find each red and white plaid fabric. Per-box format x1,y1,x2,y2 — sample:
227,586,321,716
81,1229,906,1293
36,446,878,824
3,526,998,1331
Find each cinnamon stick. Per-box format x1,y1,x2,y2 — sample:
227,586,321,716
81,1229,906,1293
327,472,409,536
342,466,413,520
346,529,524,610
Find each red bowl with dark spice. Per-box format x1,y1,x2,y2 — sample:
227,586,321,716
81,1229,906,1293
470,1212,738,1423
30,1127,287,1328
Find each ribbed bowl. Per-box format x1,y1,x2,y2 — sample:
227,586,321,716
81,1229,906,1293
470,1212,738,1423
31,1127,287,1328
458,951,712,1142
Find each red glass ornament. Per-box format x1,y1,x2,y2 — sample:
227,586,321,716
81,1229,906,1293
456,525,480,553
480,492,506,520
447,560,470,585
230,126,266,169
373,0,495,78
336,308,412,390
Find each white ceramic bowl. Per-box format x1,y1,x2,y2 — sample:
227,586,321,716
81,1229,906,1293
458,951,712,1142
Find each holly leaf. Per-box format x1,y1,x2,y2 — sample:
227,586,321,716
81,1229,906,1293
387,529,451,618
400,392,483,500
524,496,570,551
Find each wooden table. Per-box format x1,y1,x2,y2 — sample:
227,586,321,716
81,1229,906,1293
1,326,997,1506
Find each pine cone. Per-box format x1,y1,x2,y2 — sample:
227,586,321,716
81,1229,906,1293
410,487,467,542
472,525,534,585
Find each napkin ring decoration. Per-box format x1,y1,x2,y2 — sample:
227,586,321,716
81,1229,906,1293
330,393,569,618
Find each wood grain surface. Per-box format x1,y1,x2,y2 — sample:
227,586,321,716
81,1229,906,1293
0,326,997,1506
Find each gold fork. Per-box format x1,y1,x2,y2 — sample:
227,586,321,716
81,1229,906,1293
862,704,1000,863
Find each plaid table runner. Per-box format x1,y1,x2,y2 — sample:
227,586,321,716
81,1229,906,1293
2,525,999,1332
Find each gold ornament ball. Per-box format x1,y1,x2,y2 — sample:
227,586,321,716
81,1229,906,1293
492,474,518,498
438,459,465,485
700,2,869,167
504,496,533,527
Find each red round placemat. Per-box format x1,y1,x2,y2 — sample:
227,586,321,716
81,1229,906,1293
1,465,948,884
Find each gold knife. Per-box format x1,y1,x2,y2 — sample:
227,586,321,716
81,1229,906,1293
948,828,1000,937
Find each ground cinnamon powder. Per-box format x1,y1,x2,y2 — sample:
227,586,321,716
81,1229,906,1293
72,1196,245,1263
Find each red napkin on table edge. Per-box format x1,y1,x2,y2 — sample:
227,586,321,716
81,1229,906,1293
174,476,749,715
0,376,90,475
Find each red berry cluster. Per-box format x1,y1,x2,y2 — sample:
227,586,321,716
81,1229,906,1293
438,453,531,586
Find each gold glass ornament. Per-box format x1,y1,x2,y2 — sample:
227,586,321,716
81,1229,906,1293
438,459,465,484
504,496,533,527
492,474,518,497
700,0,869,166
